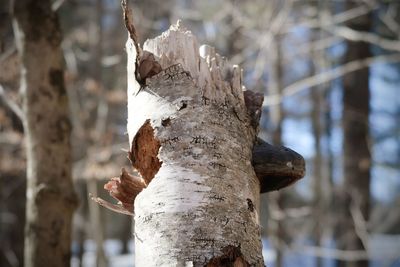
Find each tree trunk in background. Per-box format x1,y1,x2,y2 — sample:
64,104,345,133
310,20,325,267
318,0,335,250
267,34,285,267
0,172,26,267
338,2,371,267
87,0,108,266
311,61,323,267
12,1,77,266
0,2,26,266
127,22,264,266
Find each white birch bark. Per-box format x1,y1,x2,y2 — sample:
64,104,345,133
126,22,264,266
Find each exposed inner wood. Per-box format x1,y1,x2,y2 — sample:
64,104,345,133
205,245,250,267
129,120,162,184
94,134,306,216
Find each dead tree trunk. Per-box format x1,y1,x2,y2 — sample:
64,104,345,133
127,21,264,266
12,1,77,266
93,3,305,266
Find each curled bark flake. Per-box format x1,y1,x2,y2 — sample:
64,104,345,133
91,195,134,216
138,51,162,84
105,168,146,209
91,168,146,216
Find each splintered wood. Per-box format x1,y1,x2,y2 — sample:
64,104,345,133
92,4,306,266
125,21,264,266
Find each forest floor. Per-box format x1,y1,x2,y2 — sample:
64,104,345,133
71,235,400,267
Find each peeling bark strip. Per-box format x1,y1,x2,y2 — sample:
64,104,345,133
126,19,264,266
91,168,146,215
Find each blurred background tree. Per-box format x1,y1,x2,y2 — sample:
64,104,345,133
1,0,399,266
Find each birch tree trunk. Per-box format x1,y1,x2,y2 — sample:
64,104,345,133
126,21,264,266
12,1,77,266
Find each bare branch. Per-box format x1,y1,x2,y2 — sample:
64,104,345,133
290,245,368,261
363,0,400,37
283,4,375,33
0,45,16,63
350,193,370,252
326,25,400,53
3,249,19,267
269,206,311,221
264,53,400,106
51,0,66,11
0,84,24,122
291,241,400,261
101,54,121,67
284,36,342,64
379,11,400,37
253,0,293,81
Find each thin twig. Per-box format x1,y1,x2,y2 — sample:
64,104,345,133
290,245,369,261
264,53,400,106
326,25,400,53
0,45,16,63
253,0,293,81
0,84,24,122
363,0,400,38
51,0,66,11
269,206,312,221
283,4,374,33
283,36,341,65
349,192,370,252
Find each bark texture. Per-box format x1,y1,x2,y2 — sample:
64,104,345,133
127,22,264,266
12,1,77,266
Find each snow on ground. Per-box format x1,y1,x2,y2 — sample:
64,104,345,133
72,235,400,267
